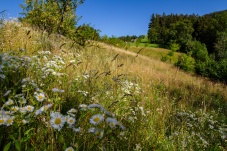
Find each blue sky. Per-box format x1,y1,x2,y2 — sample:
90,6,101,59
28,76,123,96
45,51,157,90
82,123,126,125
1,0,227,37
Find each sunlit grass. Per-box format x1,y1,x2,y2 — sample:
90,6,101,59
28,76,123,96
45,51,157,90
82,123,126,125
0,19,227,151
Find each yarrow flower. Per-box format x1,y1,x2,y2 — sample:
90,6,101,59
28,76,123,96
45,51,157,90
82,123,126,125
89,114,104,125
50,111,66,131
106,117,118,128
34,92,45,102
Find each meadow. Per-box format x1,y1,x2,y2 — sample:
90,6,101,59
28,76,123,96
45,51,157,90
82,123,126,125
0,20,227,151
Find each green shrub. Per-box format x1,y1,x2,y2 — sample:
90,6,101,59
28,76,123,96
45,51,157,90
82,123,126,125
175,54,195,72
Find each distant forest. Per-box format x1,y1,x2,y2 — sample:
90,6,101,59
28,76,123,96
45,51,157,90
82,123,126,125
147,10,227,83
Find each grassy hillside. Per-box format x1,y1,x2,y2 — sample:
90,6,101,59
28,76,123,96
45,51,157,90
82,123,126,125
1,20,227,150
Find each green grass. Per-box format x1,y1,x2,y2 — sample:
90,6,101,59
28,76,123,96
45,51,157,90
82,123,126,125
0,20,227,151
129,42,160,48
127,45,180,64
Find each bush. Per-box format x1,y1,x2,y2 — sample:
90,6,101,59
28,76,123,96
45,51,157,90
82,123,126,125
175,54,195,72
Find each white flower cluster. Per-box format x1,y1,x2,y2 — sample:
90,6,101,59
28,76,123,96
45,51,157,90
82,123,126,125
169,110,227,149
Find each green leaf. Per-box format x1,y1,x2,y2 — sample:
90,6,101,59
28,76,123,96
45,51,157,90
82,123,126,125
10,136,21,151
24,128,35,135
3,142,11,151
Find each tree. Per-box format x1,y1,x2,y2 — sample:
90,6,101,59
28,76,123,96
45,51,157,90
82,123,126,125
169,20,194,52
74,24,100,46
20,0,84,36
214,31,227,61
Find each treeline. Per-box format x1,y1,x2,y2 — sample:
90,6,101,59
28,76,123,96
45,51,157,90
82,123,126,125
148,11,227,83
117,35,145,42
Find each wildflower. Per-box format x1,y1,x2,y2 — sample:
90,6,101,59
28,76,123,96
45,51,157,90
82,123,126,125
89,114,104,125
52,88,64,93
72,127,81,132
35,109,42,116
88,127,96,133
19,107,27,114
106,117,118,128
66,116,76,126
87,104,102,109
21,77,30,83
40,104,53,112
65,147,74,151
50,111,66,131
4,99,14,106
0,117,5,125
5,116,14,126
34,92,45,102
25,105,34,112
95,129,104,139
118,122,126,130
67,108,77,114
79,104,87,111
11,106,19,113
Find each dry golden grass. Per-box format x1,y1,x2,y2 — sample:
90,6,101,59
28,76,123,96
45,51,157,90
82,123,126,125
1,21,227,110
98,42,227,109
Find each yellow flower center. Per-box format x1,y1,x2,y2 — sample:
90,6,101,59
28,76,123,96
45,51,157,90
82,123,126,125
69,119,73,123
0,119,4,124
44,106,48,111
7,119,13,124
110,122,115,127
38,95,43,100
27,107,32,111
54,118,61,125
94,117,100,123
